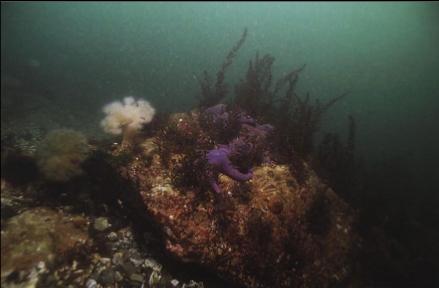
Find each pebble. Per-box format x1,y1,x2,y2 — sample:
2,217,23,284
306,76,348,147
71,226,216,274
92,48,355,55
107,232,118,241
182,280,205,288
37,261,46,272
130,273,144,283
85,279,97,288
121,261,137,275
99,268,115,285
99,257,111,265
144,258,162,272
130,257,144,267
112,252,124,266
114,271,123,282
171,279,180,286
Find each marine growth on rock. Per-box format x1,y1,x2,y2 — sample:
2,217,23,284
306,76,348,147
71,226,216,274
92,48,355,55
118,106,359,288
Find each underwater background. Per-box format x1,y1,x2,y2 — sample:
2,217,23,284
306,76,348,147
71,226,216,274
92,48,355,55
1,2,439,288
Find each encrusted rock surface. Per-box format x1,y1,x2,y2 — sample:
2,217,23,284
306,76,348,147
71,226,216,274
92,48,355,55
1,207,89,286
121,116,360,288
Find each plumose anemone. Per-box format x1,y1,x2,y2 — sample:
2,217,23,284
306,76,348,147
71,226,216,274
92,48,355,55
100,96,155,148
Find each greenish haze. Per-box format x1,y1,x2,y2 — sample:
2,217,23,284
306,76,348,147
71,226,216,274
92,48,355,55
2,2,439,185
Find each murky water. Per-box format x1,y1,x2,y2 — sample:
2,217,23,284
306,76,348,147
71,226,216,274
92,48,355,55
2,2,438,287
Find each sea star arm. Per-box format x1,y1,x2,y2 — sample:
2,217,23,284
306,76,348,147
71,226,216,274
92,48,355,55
221,162,253,181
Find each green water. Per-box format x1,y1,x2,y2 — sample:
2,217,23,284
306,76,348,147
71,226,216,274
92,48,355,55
2,2,439,287
2,2,439,203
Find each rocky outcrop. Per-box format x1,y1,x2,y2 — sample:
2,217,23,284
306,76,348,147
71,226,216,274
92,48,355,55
121,128,359,288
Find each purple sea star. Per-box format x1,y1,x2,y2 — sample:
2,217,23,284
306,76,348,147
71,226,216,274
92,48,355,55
203,104,273,194
207,145,253,194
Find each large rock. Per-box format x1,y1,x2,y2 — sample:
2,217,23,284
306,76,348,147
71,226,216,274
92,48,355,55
1,207,89,287
121,142,359,288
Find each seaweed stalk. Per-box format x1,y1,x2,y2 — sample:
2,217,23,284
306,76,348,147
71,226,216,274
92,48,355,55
198,28,248,108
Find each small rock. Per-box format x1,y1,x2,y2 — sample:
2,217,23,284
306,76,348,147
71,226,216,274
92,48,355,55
99,268,115,285
121,261,137,275
71,260,78,270
99,257,111,265
112,252,124,266
171,279,180,286
37,261,46,272
114,271,123,282
85,278,97,288
182,280,204,288
107,232,118,241
130,273,144,283
94,217,110,231
130,257,143,267
144,258,162,272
